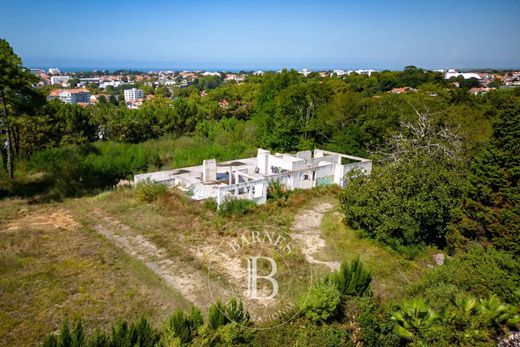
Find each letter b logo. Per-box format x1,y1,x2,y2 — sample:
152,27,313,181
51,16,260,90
247,256,278,299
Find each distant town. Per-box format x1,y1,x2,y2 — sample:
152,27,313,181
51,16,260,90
32,67,520,109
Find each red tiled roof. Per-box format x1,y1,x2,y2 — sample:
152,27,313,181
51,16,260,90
49,88,90,96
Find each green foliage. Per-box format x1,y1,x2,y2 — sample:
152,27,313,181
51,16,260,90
136,181,167,202
326,257,372,297
300,282,341,323
203,197,218,211
163,307,204,345
43,316,159,347
407,245,520,307
354,297,400,347
267,180,290,202
207,301,227,330
391,299,440,345
340,113,465,252
225,297,250,325
217,198,257,216
253,320,353,347
59,317,72,346
450,102,520,255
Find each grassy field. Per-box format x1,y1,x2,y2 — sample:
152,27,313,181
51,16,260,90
0,199,191,346
319,206,433,300
0,186,431,345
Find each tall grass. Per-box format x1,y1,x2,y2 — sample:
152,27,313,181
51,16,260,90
2,133,256,200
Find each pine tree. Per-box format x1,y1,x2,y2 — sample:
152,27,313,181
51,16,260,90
452,103,520,254
327,257,372,297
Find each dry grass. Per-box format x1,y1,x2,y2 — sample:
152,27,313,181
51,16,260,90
0,202,190,346
0,183,427,345
320,207,430,300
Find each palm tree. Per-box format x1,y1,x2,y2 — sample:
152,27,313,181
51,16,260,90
477,295,520,332
391,299,439,346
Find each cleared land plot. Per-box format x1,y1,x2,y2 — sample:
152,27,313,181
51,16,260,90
0,200,190,347
0,186,429,345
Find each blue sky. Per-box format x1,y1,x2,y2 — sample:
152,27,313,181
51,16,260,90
1,0,519,70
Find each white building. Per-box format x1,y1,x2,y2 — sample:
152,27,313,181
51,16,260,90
202,71,221,77
299,68,311,77
50,75,70,85
444,70,482,80
99,80,123,89
47,88,91,104
135,148,372,206
124,88,144,102
347,69,375,77
48,68,61,75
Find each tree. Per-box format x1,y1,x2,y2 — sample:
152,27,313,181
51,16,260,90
340,110,465,251
450,102,520,255
0,38,37,177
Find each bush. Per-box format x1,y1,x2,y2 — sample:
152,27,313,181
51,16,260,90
203,197,218,211
43,316,160,347
339,114,465,253
354,297,400,347
326,257,372,297
217,198,257,216
267,180,290,202
163,307,203,345
300,282,341,323
136,181,167,202
207,301,227,330
406,245,520,307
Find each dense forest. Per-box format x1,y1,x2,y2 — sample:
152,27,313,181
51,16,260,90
1,38,520,346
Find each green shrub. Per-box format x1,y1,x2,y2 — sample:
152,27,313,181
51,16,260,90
203,197,218,211
354,297,400,347
163,307,204,345
267,180,290,202
406,245,520,307
339,114,465,252
326,257,372,297
300,282,341,323
217,198,257,216
225,298,250,325
390,298,440,345
43,316,160,347
252,319,353,347
136,181,167,202
207,301,227,330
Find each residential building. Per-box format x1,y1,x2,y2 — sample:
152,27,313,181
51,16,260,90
48,68,61,75
124,88,144,102
99,80,123,89
50,75,71,85
47,88,91,104
299,68,311,77
135,148,372,206
444,70,482,80
390,87,416,94
469,87,496,95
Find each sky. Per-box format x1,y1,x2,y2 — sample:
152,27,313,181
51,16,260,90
1,0,520,71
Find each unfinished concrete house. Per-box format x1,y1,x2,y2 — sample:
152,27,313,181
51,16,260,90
134,149,372,206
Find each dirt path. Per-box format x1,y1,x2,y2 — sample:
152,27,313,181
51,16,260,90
91,212,230,310
290,202,340,271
